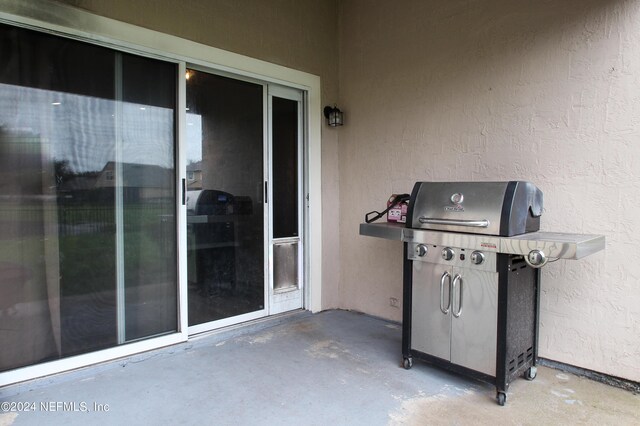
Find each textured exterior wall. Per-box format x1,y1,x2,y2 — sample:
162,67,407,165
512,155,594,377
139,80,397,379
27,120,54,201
339,0,639,381
55,0,342,309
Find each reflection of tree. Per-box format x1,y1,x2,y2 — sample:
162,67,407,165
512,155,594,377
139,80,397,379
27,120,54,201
54,159,73,188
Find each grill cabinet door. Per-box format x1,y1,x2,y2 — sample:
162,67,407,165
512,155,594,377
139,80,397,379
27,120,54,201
450,266,498,376
411,261,451,361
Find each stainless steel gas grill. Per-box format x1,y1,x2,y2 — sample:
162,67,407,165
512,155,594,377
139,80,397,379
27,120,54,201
360,181,605,406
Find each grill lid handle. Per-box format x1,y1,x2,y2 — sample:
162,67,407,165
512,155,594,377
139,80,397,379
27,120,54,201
418,217,490,228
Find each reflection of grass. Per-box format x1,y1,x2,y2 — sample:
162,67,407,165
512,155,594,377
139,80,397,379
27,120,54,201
60,233,116,297
124,229,175,286
61,220,175,296
57,205,168,227
0,203,176,298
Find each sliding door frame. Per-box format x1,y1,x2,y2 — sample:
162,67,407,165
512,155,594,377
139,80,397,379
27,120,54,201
267,85,305,315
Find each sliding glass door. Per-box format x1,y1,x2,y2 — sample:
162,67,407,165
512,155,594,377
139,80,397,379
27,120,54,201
185,70,305,331
185,69,266,331
0,23,177,372
0,21,307,376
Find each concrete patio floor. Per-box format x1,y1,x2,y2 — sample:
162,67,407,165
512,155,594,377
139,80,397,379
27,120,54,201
1,310,638,425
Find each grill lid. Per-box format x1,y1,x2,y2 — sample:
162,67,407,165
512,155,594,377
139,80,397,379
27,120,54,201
408,181,543,236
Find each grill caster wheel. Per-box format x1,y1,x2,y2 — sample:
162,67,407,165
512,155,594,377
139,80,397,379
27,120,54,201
496,391,507,406
524,366,537,381
402,357,413,370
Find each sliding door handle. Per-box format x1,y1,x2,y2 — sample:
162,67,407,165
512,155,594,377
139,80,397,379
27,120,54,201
182,178,186,205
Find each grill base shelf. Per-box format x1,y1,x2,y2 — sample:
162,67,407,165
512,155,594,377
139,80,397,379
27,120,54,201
402,249,539,406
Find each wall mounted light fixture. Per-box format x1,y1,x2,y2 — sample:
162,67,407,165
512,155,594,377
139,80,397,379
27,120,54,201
323,105,344,127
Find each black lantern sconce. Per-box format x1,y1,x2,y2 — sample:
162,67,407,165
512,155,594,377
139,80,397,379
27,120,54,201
323,105,344,127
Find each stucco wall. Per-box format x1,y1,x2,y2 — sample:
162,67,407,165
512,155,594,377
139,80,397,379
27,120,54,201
56,0,343,309
338,0,639,381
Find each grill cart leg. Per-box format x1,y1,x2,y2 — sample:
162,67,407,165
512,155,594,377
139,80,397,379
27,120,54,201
524,366,537,381
402,356,413,370
496,381,509,406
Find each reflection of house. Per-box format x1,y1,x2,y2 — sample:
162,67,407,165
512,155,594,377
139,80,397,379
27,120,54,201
94,162,173,202
58,175,99,192
186,161,202,190
56,172,100,203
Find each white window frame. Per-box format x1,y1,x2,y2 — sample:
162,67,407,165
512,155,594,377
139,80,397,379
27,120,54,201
0,0,322,387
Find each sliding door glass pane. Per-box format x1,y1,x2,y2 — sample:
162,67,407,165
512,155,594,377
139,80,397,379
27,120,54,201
186,70,264,325
121,54,177,341
272,97,298,238
0,23,177,372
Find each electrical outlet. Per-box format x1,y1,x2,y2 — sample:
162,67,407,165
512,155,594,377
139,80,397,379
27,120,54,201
389,297,399,308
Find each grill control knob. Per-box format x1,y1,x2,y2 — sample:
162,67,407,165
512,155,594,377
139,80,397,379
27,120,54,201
441,247,455,261
415,244,428,257
470,251,485,265
525,250,548,268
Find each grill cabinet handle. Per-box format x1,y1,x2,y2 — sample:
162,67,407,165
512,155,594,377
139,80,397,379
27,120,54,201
439,271,451,314
452,274,463,318
418,218,490,228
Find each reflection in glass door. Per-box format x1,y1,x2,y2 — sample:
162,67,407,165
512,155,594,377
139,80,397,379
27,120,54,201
185,70,265,329
0,23,177,373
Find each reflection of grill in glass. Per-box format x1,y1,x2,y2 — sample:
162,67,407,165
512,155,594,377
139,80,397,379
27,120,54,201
187,190,239,294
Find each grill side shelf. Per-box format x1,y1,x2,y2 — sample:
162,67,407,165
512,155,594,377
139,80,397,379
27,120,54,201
359,223,605,261
499,232,605,260
359,222,406,241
